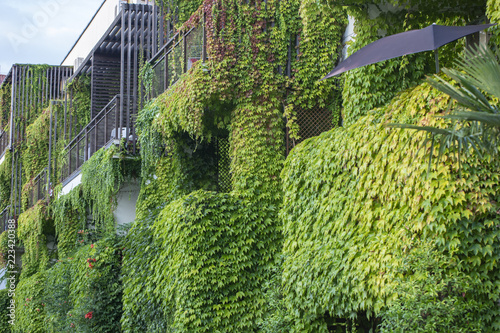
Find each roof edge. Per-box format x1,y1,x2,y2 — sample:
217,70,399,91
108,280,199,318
60,0,108,66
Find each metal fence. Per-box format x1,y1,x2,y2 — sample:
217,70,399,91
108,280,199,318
27,168,48,208
0,130,8,159
215,136,231,193
0,206,10,232
285,104,337,156
150,24,206,98
61,95,126,183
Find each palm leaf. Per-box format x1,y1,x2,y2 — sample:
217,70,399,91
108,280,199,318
388,46,500,173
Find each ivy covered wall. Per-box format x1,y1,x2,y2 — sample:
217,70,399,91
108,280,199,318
0,0,498,332
281,80,500,331
340,0,487,126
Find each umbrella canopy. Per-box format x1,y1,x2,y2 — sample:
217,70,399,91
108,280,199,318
322,23,495,80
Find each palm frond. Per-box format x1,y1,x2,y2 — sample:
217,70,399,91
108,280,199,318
454,46,500,99
388,46,500,174
442,111,500,127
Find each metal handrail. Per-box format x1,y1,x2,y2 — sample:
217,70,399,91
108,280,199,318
64,95,121,151
27,168,48,208
61,94,131,184
149,23,204,99
0,130,10,159
0,206,10,232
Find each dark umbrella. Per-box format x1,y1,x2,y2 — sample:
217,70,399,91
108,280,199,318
322,23,495,80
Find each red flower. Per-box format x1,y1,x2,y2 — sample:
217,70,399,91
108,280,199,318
91,244,94,249
85,311,93,319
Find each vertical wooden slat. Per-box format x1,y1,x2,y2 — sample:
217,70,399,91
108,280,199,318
47,102,53,200
126,6,132,141
84,127,88,162
9,67,17,214
104,101,108,143
133,8,139,153
160,2,165,48
53,103,57,191
70,87,75,142
115,95,119,142
9,66,16,148
120,6,126,140
91,54,95,118
49,67,53,102
203,10,207,62
64,85,68,141
164,49,168,91
94,111,97,156
147,5,151,59
140,7,146,108
153,4,157,56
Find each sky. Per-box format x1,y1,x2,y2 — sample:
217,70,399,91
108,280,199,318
0,0,104,74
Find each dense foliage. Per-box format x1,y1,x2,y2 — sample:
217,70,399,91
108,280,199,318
0,290,11,333
11,236,124,333
13,271,46,333
378,242,487,332
281,80,500,331
0,152,11,211
0,1,498,332
0,83,11,131
17,203,52,279
22,108,50,192
152,191,277,331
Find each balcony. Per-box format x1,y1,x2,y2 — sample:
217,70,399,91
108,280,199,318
149,22,206,98
26,168,49,209
60,95,136,185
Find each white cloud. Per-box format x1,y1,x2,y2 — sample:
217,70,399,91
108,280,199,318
0,0,104,74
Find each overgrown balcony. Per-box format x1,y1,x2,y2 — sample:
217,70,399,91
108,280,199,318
148,21,206,98
25,168,49,209
61,95,135,184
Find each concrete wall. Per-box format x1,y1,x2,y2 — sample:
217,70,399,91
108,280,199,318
114,178,140,230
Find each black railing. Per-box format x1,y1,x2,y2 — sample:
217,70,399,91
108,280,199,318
0,206,10,232
61,95,136,183
27,168,48,208
150,23,205,98
0,130,9,160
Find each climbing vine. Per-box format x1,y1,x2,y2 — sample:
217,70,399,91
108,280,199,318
282,0,347,139
0,83,11,131
156,0,203,28
51,186,87,258
17,203,52,279
281,80,500,331
22,107,50,185
14,65,51,141
66,75,91,134
0,152,11,211
13,271,46,333
0,1,496,332
77,145,139,235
